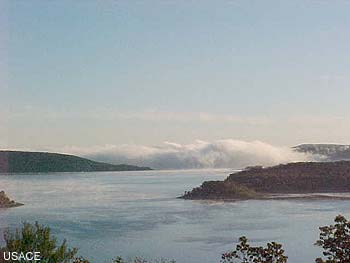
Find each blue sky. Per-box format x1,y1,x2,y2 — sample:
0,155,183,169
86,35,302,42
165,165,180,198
2,0,350,150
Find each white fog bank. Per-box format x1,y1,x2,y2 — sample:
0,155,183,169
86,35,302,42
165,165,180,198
63,139,314,170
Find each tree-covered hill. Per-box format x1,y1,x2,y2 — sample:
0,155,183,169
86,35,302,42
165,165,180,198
0,151,151,173
182,161,350,200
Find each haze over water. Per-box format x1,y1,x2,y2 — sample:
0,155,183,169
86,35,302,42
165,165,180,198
1,170,349,263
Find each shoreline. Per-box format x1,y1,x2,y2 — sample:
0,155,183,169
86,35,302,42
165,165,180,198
0,191,24,208
180,192,350,202
0,202,24,208
181,162,350,201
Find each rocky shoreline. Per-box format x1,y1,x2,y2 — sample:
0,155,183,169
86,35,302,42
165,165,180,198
181,161,350,201
0,191,23,208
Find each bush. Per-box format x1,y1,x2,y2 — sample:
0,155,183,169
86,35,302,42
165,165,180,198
222,214,350,263
4,215,350,263
315,215,350,263
221,236,287,263
1,222,78,263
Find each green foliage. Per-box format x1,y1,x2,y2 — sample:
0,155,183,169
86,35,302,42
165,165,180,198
1,222,78,263
315,215,350,263
221,236,288,263
5,215,350,263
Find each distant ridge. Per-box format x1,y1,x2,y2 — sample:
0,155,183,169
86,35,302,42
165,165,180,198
293,143,350,161
0,151,152,173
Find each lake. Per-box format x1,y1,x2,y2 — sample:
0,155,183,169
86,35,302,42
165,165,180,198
0,169,349,263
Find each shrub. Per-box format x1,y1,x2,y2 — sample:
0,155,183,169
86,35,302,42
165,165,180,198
221,236,288,263
315,215,350,263
4,214,350,263
1,222,78,263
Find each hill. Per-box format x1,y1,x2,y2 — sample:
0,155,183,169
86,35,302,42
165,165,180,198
293,144,350,161
0,151,152,173
181,161,350,200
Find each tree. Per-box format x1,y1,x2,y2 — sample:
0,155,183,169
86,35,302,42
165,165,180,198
221,236,288,263
5,215,350,263
315,215,350,263
1,222,78,263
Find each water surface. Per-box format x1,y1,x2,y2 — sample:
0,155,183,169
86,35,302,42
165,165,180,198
0,169,349,263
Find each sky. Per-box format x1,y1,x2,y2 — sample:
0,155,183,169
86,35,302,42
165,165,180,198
2,0,350,156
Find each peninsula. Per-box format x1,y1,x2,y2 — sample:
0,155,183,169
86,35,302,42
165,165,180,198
0,151,151,173
182,161,350,200
0,191,23,208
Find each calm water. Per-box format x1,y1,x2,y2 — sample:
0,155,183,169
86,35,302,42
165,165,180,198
1,169,350,263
